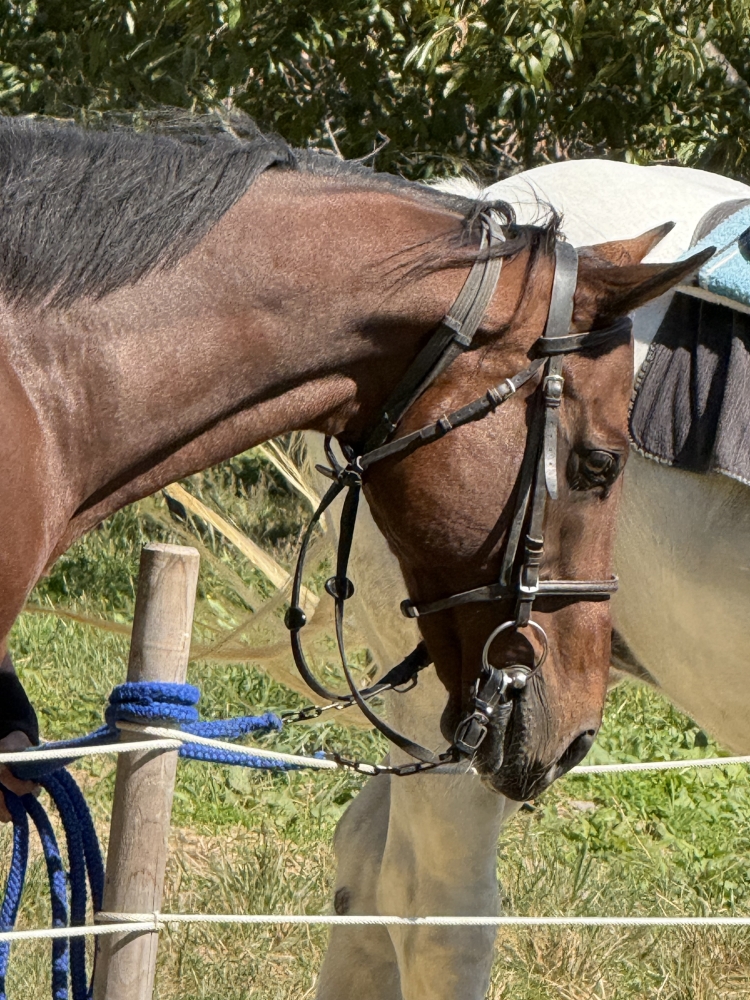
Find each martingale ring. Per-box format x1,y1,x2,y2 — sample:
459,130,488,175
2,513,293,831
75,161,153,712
481,620,549,677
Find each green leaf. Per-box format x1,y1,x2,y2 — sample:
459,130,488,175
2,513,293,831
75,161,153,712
227,2,241,30
525,53,545,87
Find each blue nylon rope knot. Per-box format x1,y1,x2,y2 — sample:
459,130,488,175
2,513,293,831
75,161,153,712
11,683,286,782
105,682,288,768
105,681,201,727
1,679,311,997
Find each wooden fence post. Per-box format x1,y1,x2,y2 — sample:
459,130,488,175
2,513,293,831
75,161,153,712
92,542,200,1000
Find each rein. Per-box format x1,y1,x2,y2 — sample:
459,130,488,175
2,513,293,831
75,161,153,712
284,211,632,775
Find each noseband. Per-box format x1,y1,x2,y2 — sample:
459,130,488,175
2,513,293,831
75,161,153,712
285,211,632,774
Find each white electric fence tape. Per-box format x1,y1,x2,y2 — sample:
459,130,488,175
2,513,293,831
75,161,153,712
3,913,750,943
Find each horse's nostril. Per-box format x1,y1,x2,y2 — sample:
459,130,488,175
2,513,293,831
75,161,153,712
557,729,596,774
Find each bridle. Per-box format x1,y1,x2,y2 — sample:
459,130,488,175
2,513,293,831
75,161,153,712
284,209,632,776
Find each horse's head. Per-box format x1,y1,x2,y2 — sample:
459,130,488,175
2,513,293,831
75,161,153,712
361,219,709,800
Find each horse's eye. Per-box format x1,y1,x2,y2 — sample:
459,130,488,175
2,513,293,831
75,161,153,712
567,448,623,494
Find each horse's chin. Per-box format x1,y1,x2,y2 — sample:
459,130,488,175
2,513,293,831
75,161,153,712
477,762,559,802
475,724,598,801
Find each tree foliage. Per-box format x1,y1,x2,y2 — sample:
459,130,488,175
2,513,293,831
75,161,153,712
1,1,749,181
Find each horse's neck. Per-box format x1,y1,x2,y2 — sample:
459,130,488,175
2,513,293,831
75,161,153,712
7,172,467,545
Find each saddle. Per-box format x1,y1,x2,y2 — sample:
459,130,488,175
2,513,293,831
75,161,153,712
630,198,750,486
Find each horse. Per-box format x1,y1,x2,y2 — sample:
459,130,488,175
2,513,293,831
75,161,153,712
0,115,700,845
316,159,750,1000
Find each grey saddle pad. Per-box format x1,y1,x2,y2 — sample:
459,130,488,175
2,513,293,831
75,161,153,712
629,293,750,485
629,199,750,486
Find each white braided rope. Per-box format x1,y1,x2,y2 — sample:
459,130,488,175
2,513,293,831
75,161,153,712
0,725,337,771
116,721,339,769
0,739,182,765
570,755,750,775
3,912,750,942
1,721,748,775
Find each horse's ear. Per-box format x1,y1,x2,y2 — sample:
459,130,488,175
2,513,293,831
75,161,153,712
573,246,715,327
583,222,675,266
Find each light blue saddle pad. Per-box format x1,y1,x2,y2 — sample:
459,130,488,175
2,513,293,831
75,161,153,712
682,204,750,308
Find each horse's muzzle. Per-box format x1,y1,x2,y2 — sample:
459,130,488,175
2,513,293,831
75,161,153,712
445,678,599,802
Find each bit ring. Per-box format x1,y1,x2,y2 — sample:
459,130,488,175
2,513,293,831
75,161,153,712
481,619,549,676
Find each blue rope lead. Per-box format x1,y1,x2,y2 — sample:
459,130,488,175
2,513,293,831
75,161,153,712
25,796,69,1000
2,680,305,998
41,777,90,1000
0,793,29,1000
49,772,104,916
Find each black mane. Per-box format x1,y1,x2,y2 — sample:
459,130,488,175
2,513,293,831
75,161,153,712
0,114,295,307
0,112,545,308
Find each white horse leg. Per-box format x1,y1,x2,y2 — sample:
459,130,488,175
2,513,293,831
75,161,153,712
378,771,517,1000
316,774,402,999
306,432,515,997
318,669,516,1000
376,669,517,1000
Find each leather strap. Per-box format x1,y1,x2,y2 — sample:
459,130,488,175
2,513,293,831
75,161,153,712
402,577,618,618
286,477,433,704
286,480,347,702
541,242,578,499
535,317,632,354
360,359,544,470
334,594,446,764
542,360,564,499
364,217,505,452
544,241,579,339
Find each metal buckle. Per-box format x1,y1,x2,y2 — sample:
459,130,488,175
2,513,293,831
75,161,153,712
453,711,491,755
543,374,564,404
339,460,363,488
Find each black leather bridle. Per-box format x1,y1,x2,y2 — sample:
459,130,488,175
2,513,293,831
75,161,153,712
284,210,632,776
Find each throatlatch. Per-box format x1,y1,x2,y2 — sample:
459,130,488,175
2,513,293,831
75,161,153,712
285,210,631,774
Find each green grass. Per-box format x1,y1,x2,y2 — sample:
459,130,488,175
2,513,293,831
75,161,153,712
3,452,750,998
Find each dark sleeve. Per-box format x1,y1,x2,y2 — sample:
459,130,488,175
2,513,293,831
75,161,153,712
0,672,40,745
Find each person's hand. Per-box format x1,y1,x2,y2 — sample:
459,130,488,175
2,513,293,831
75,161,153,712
0,731,39,822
